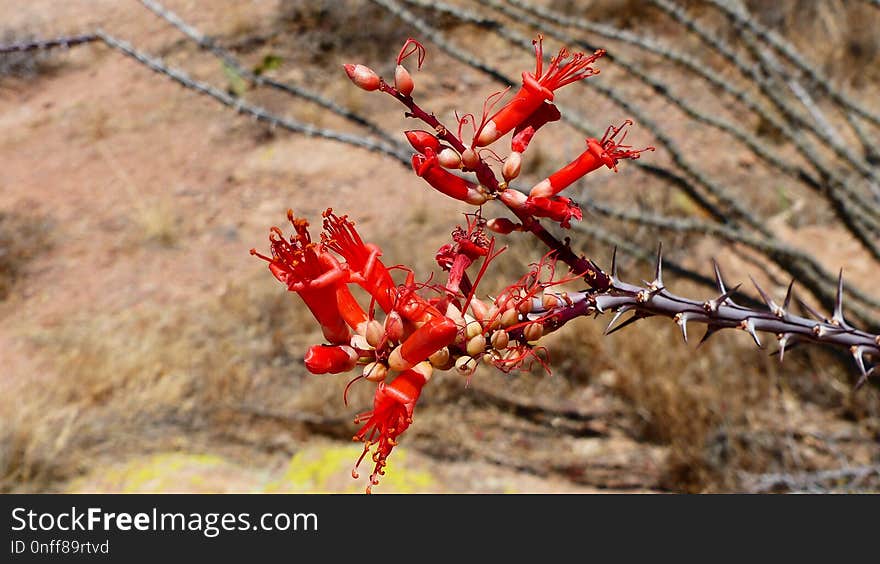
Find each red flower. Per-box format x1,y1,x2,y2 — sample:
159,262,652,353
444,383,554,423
321,209,397,314
500,189,583,229
353,363,432,493
251,211,354,344
530,120,655,198
411,151,489,206
436,217,493,295
476,36,604,146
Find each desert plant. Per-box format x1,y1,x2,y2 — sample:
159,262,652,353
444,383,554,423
2,0,878,494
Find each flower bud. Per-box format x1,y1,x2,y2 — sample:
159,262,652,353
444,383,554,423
486,217,520,235
363,361,388,382
437,147,461,169
405,130,442,155
461,147,480,169
384,311,404,343
304,344,358,374
542,293,559,310
395,64,414,96
499,187,528,210
484,305,500,330
501,307,519,328
469,298,490,322
455,355,476,374
502,151,522,182
365,319,385,349
445,302,466,329
343,64,380,91
466,333,486,357
465,319,483,340
524,322,544,342
428,347,452,370
490,330,509,350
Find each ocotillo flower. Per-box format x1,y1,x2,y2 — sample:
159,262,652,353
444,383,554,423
435,219,494,295
500,189,583,229
476,36,604,146
412,151,489,205
251,212,354,344
530,120,655,198
353,362,433,493
321,209,396,314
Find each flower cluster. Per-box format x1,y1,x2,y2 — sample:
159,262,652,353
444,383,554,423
255,36,653,492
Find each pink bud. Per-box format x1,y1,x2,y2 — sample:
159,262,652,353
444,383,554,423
395,64,414,96
461,147,480,169
486,217,520,234
499,187,528,210
343,64,380,91
384,311,404,343
502,151,522,182
437,147,461,169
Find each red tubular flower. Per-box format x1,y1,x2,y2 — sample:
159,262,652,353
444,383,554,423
335,285,369,334
412,152,489,205
353,364,432,492
321,209,396,314
251,212,351,344
500,189,582,228
304,344,359,374
387,316,458,371
476,36,605,146
526,196,583,228
530,120,655,198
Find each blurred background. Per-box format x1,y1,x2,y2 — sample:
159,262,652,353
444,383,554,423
1,0,878,493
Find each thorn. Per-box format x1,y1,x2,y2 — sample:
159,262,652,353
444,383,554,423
605,308,648,336
674,312,689,343
770,341,800,360
851,345,868,380
711,259,727,295
776,333,792,363
604,306,633,335
782,279,795,312
651,242,663,290
610,246,619,282
797,298,826,322
750,276,784,317
739,318,762,348
854,365,876,390
698,325,720,348
703,283,742,313
832,269,851,329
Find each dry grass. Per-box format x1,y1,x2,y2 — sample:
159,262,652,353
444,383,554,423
0,209,51,301
0,274,319,491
